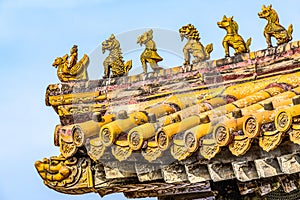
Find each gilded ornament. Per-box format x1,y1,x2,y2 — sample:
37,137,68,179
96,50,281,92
35,155,93,193
217,15,251,57
137,29,163,73
259,130,284,152
229,136,253,156
213,125,233,147
258,4,293,48
52,45,89,82
199,139,221,160
274,110,292,132
179,24,213,65
289,124,300,145
170,142,192,161
102,34,132,78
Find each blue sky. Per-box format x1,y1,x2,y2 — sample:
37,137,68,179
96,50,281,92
0,1,299,200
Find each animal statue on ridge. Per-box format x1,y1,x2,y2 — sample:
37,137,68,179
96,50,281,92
52,45,89,82
258,4,293,48
102,34,132,78
217,15,251,57
137,29,163,74
179,24,213,66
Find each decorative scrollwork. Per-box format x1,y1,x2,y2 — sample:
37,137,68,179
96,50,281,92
289,125,300,145
35,155,93,193
111,145,133,161
243,116,260,138
199,140,221,160
275,110,292,132
184,132,197,152
229,136,253,156
170,143,192,161
86,138,106,161
259,131,284,152
141,146,162,162
72,127,84,147
214,125,232,146
59,136,78,158
157,131,169,149
129,131,142,150
101,128,112,145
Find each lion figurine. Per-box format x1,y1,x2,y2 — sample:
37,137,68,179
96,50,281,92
179,24,213,66
102,34,132,78
217,15,251,57
137,29,163,73
258,4,293,48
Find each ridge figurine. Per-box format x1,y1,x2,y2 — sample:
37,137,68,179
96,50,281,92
52,45,89,82
137,29,163,73
217,15,251,57
179,24,213,66
102,34,132,78
258,4,293,48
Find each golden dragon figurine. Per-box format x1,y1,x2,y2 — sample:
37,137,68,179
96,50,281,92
102,34,132,78
217,15,251,57
137,29,163,73
52,45,89,82
258,4,293,48
179,24,213,66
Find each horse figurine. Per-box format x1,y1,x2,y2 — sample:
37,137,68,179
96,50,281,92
52,46,89,82
258,4,293,48
137,29,163,73
217,15,251,57
102,34,132,78
179,24,213,66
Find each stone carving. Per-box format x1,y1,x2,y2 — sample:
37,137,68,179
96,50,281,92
161,163,188,183
217,15,251,57
137,29,163,73
254,158,282,178
277,153,300,174
258,4,293,48
102,34,132,78
184,162,211,183
207,163,235,182
232,161,259,182
179,24,213,66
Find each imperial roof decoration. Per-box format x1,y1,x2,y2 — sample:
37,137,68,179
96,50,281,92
36,5,300,199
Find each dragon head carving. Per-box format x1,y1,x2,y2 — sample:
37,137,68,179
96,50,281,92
35,155,93,193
